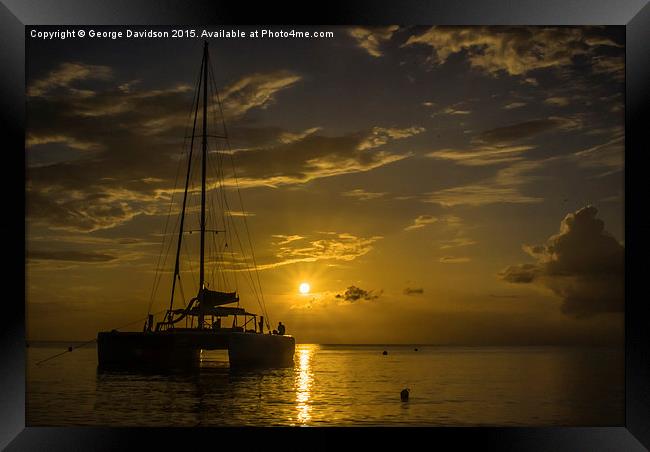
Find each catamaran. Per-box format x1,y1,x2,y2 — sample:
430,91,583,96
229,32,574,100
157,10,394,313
97,42,295,369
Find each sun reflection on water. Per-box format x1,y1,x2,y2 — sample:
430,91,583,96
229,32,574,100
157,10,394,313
295,345,314,425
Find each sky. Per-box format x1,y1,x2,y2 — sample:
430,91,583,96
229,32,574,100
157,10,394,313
26,26,625,344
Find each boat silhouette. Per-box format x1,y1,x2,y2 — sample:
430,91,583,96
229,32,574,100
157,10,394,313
97,42,295,370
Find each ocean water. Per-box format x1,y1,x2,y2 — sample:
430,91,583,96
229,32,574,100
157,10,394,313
26,343,623,427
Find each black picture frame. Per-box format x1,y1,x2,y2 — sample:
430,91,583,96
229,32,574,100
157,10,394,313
2,1,649,449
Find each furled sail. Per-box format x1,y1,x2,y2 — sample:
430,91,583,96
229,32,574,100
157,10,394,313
200,288,239,307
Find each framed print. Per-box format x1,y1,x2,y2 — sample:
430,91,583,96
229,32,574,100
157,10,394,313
1,0,649,449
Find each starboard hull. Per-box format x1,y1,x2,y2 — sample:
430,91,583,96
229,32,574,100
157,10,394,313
228,332,295,368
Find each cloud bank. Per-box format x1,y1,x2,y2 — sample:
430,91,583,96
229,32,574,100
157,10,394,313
500,206,624,317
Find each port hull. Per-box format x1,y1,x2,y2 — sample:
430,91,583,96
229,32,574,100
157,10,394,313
97,330,295,370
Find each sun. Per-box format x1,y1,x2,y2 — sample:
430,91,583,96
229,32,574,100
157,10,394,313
299,282,311,294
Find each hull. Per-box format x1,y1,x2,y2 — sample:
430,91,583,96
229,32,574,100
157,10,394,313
97,331,203,370
97,330,294,370
228,333,295,368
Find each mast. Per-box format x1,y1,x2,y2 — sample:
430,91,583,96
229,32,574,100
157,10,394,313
167,55,203,319
199,41,209,328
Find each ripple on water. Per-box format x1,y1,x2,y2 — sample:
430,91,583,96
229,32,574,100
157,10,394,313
27,344,623,426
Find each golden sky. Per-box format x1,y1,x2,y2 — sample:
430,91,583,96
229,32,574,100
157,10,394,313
26,26,624,344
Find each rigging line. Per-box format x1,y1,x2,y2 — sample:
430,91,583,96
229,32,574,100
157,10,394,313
207,93,236,293
204,76,228,292
208,63,271,328
148,140,183,315
214,142,235,293
206,188,222,290
224,197,265,315
153,67,202,310
150,191,182,316
206,64,239,295
35,309,170,366
206,139,231,292
207,56,269,326
169,53,204,315
207,151,225,290
215,174,262,307
206,71,261,306
182,228,198,294
178,275,187,308
149,59,203,316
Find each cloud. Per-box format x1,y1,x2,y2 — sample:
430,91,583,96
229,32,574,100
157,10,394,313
28,62,112,97
424,159,545,207
256,232,383,270
226,210,256,217
220,70,302,118
228,128,415,189
27,62,417,232
348,26,399,57
404,287,424,295
474,117,577,145
278,127,322,144
592,54,624,81
504,102,526,110
428,101,473,118
499,206,624,317
439,256,471,264
26,134,101,151
28,125,413,231
425,184,541,207
27,187,167,232
357,126,425,151
426,116,579,168
335,285,381,302
28,249,117,262
404,215,437,231
441,107,471,115
544,96,570,107
568,136,623,176
426,145,533,166
342,189,387,201
439,237,477,250
271,234,304,245
403,26,623,78
427,133,622,208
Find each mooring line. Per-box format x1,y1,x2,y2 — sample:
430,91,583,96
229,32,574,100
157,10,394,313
34,308,168,366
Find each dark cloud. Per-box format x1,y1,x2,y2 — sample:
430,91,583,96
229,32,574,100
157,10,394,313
27,63,419,232
347,26,399,57
29,249,116,262
335,285,381,302
499,206,624,317
403,26,623,79
404,287,424,295
475,118,572,145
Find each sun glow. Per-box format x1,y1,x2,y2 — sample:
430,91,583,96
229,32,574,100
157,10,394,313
299,282,311,294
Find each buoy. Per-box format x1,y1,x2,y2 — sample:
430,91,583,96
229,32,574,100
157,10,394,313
382,350,388,355
401,388,410,402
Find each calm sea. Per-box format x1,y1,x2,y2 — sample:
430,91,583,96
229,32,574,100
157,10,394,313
26,343,623,427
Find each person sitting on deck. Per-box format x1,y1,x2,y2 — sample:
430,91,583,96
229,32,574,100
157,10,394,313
277,322,286,336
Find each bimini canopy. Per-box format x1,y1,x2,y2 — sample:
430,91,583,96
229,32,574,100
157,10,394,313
200,288,239,307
